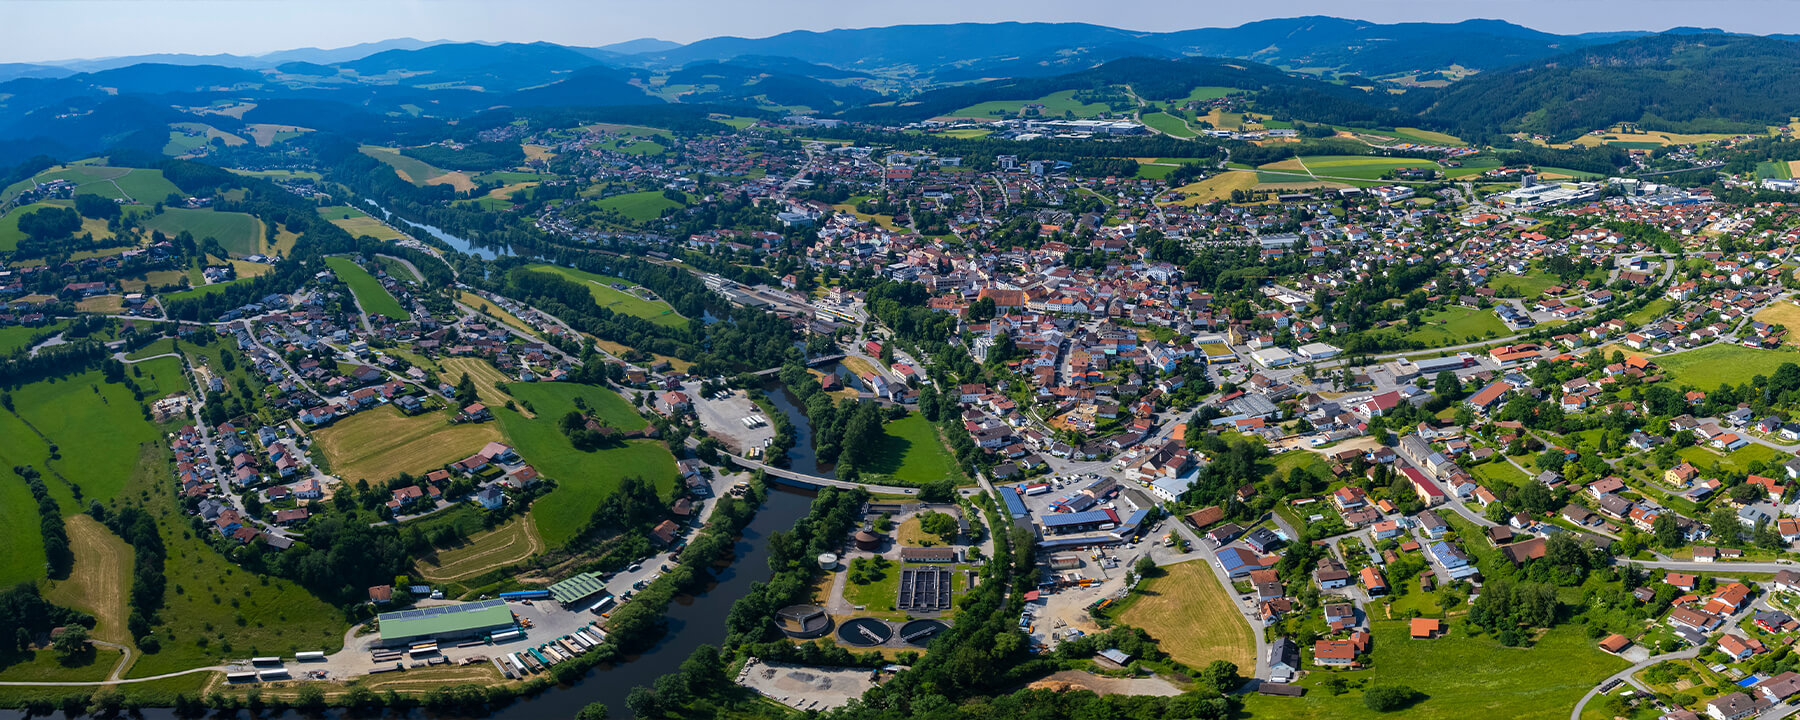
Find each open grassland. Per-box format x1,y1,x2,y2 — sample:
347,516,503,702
1238,621,1627,720
1402,306,1507,346
1114,559,1254,670
0,322,58,355
415,515,542,582
0,471,47,587
1658,344,1800,389
160,278,251,303
1177,86,1240,103
119,444,345,678
1336,126,1464,146
861,414,963,486
228,168,322,182
311,405,501,484
593,190,686,222
0,645,116,683
1677,443,1785,475
142,208,262,256
44,515,135,645
0,359,186,510
495,385,668,547
438,358,523,413
505,382,645,431
458,291,537,338
950,89,1113,119
1625,298,1676,326
324,256,407,320
1163,171,1259,205
0,671,213,706
317,205,406,240
522,263,687,328
1490,268,1563,298
359,145,450,186
75,295,125,314
1140,112,1197,138
425,171,478,192
522,143,555,161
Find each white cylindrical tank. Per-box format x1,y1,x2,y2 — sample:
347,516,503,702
818,552,839,570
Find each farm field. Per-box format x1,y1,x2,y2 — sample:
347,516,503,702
521,263,687,328
1402,307,1507,347
1571,129,1746,148
1657,344,1800,389
323,256,408,320
415,515,542,583
1755,302,1800,345
0,467,47,587
1162,171,1259,205
0,322,58,355
457,291,537,338
497,385,677,547
246,124,310,146
318,205,406,240
437,358,523,413
0,359,187,510
949,89,1112,119
593,190,686,222
1260,155,1443,181
0,201,110,251
43,515,135,646
228,168,323,182
860,414,963,486
1113,559,1254,670
118,444,346,678
310,405,501,485
360,145,452,186
1336,126,1464,146
1140,112,1197,138
505,382,646,431
1176,86,1240,103
1758,160,1794,180
1238,621,1627,720
142,208,262,256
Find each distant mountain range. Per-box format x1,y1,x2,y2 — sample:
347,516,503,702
6,18,1800,166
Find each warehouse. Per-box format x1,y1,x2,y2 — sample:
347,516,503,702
548,572,609,607
377,599,516,648
1041,508,1119,535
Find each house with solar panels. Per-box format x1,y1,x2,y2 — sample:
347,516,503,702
376,599,516,647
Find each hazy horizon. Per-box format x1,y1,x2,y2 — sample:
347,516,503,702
4,0,1797,65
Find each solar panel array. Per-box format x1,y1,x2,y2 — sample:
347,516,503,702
379,598,507,622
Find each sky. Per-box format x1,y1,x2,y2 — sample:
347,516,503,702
3,0,1796,64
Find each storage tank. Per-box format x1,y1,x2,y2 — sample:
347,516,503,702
818,552,839,570
853,530,882,551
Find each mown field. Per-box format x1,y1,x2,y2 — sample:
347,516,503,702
860,414,963,486
0,359,187,513
1401,306,1507,347
318,205,406,241
593,190,686,222
1657,344,1800,389
1163,171,1259,205
142,208,262,256
359,145,450,186
324,256,408,320
457,291,537,338
415,515,542,583
949,89,1112,119
1114,559,1254,670
1237,621,1627,720
522,263,687,328
437,357,523,413
1140,112,1197,138
43,515,134,646
492,383,671,547
310,405,501,484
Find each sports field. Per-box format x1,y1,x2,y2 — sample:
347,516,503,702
860,414,963,486
323,256,408,320
1237,621,1627,720
318,205,406,240
1657,344,1800,389
593,190,687,222
949,89,1112,119
415,515,543,582
522,263,687,327
310,405,501,484
143,208,262,256
1114,559,1254,670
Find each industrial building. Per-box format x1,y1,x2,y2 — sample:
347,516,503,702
377,599,516,647
547,572,609,607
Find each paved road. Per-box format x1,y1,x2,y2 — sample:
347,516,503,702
717,450,921,496
1569,595,1769,719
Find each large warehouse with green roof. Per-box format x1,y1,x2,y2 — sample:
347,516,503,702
377,599,516,647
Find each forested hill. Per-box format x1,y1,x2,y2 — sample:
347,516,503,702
1415,34,1800,141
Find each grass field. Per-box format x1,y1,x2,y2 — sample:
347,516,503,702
318,205,406,240
359,145,451,186
593,190,687,222
1626,298,1676,326
1163,171,1259,205
1758,160,1794,180
415,515,542,582
504,382,645,431
0,322,57,355
437,358,523,413
494,385,671,548
246,124,310,146
1658,344,1800,389
118,445,345,678
323,256,407,320
1755,302,1800,345
521,264,687,328
142,208,262,256
44,515,135,646
860,414,963,486
1140,112,1197,138
310,405,501,484
949,89,1113,119
0,472,47,587
1677,444,1785,475
1176,86,1240,103
1114,559,1254,670
1403,307,1507,347
227,168,323,182
0,359,187,512
1238,621,1627,720
1337,126,1465,146
1571,129,1745,148
1468,459,1532,487
1490,268,1563,298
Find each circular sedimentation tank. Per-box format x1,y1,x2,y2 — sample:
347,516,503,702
899,619,949,646
837,617,893,646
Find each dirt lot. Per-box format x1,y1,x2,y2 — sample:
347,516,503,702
736,658,875,711
1029,669,1184,696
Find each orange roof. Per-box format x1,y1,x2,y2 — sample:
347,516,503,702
1409,618,1440,638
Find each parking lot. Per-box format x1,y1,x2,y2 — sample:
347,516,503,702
685,384,773,454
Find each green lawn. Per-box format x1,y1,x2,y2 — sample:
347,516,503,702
859,414,963,486
495,388,676,548
0,321,62,355
159,278,252,303
1490,268,1563,299
521,264,687,328
1676,444,1786,475
324,256,407,321
1658,344,1800,389
1238,621,1628,720
1469,459,1531,487
593,190,686,222
950,89,1113,119
1625,298,1675,326
1140,112,1197,139
1404,307,1507,347
505,382,647,432
142,208,262,257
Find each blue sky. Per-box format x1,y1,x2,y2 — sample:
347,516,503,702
2,0,1787,64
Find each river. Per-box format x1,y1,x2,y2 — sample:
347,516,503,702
362,199,514,260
